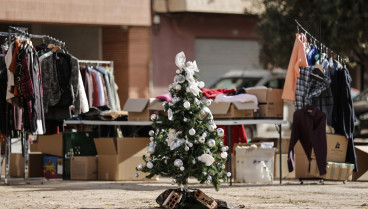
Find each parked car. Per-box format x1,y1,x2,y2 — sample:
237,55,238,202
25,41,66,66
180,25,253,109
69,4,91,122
210,69,290,138
353,88,368,137
210,69,286,89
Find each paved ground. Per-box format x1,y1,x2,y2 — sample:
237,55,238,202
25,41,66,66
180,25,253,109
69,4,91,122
0,178,368,209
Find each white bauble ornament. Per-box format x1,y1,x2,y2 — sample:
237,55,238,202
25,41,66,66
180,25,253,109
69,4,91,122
183,117,188,122
202,172,207,176
221,147,227,152
162,101,167,107
175,84,182,91
174,159,183,167
217,128,225,137
150,114,157,121
198,81,205,88
221,152,228,159
207,139,216,148
227,172,232,177
149,137,154,141
188,142,193,147
205,99,212,106
176,69,181,74
192,159,196,164
224,146,229,151
207,176,212,181
175,74,186,83
147,146,155,154
185,146,189,151
200,109,206,115
135,173,139,178
137,163,143,171
222,164,226,169
180,166,185,171
183,101,190,109
206,180,211,184
147,161,153,169
189,128,196,136
199,136,205,143
186,87,191,93
149,130,155,137
202,132,207,138
208,125,215,132
171,179,176,185
219,141,224,146
168,108,173,120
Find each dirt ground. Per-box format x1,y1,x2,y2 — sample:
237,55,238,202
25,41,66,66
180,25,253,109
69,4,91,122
1,178,368,209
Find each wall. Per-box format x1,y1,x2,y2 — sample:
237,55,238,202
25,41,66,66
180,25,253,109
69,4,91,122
103,26,150,107
0,0,151,26
151,14,259,96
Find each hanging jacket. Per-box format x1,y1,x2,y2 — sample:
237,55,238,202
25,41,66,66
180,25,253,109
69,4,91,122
288,106,327,175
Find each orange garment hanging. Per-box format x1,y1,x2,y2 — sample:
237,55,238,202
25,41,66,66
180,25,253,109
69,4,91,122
281,33,308,102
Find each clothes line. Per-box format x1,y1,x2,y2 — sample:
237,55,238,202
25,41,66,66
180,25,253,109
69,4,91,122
295,19,348,63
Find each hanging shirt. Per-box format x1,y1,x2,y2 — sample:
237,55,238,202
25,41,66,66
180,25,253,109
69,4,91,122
282,33,308,102
307,44,320,66
89,68,105,106
288,106,327,175
330,64,357,171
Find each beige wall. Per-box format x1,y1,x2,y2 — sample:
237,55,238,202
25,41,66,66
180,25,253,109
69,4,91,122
153,0,264,15
0,0,151,26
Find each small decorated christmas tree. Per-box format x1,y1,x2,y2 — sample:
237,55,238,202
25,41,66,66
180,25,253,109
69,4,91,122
136,52,230,191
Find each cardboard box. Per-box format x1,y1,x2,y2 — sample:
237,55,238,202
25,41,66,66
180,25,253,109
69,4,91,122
30,134,63,157
208,102,231,119
70,156,97,180
209,102,256,119
10,153,24,177
274,154,295,179
94,137,150,181
43,156,58,178
230,102,256,118
29,152,43,178
249,88,283,119
6,153,43,178
245,88,268,103
353,146,368,181
235,144,275,183
276,138,290,154
123,98,164,121
324,134,348,163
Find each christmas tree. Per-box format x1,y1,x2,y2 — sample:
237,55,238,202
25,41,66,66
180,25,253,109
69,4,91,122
137,52,230,191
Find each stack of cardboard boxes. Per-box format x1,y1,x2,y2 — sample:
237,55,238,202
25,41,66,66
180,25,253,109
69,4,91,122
209,88,283,119
295,134,354,181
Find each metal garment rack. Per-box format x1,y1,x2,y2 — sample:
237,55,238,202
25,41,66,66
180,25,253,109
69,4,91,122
63,119,287,185
78,60,114,72
295,19,348,63
0,27,66,184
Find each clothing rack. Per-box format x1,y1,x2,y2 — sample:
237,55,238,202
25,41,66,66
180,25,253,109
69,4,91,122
78,60,114,71
0,26,66,184
295,19,348,63
0,27,66,47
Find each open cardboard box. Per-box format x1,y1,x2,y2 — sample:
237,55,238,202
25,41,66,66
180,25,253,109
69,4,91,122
94,137,150,181
209,102,256,119
70,156,97,180
123,98,164,121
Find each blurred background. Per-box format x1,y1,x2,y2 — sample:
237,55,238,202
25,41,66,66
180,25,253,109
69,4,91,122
1,0,367,137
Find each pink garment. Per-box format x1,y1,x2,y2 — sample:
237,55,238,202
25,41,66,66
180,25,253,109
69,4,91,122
156,93,172,102
282,33,308,102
